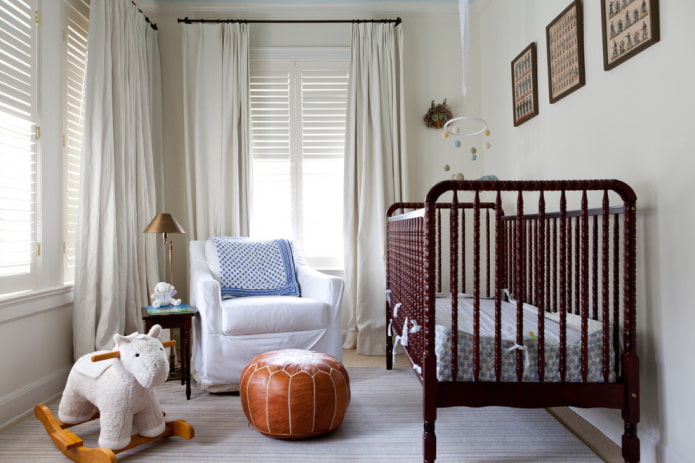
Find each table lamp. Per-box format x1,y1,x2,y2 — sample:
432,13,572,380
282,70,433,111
144,213,185,284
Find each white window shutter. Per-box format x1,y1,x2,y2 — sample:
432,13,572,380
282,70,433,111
250,55,348,269
0,0,38,292
63,0,89,283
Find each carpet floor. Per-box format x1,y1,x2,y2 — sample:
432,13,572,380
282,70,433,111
0,367,603,462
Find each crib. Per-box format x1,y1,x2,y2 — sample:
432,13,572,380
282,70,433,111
385,180,639,463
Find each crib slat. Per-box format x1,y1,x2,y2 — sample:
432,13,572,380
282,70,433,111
602,190,611,382
581,190,589,382
551,218,562,312
559,191,568,382
575,215,581,316
592,215,599,321
462,208,467,293
450,193,459,382
437,210,442,294
486,209,491,298
494,191,503,381
567,217,573,317
536,191,546,382
515,190,525,382
473,191,481,381
613,213,621,376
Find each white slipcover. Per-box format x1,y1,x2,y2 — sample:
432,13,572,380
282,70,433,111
189,240,344,392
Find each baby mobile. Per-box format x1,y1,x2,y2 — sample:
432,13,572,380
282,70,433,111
423,99,493,180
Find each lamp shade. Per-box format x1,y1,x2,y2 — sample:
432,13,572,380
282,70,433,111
144,213,185,234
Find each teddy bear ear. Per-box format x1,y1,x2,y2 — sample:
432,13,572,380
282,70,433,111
148,324,162,339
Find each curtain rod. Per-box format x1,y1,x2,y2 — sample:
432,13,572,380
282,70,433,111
177,17,401,26
132,1,158,30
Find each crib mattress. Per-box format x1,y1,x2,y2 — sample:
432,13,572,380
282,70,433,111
433,295,616,383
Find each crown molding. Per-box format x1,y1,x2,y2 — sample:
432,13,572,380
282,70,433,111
136,2,460,20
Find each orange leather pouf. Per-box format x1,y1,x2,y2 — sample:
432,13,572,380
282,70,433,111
240,349,351,439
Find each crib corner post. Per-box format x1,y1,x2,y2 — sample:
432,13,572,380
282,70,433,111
423,420,436,463
621,351,640,462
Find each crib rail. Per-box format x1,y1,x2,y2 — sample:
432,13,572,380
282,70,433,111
386,180,637,387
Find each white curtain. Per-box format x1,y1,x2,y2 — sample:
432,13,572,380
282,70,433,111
73,0,162,359
343,23,408,355
182,23,250,240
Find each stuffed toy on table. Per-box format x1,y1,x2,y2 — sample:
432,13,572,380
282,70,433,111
58,325,170,449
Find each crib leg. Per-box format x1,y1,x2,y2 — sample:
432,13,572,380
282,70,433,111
423,421,436,462
622,422,640,462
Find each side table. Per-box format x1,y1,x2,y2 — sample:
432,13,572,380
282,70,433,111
141,306,196,400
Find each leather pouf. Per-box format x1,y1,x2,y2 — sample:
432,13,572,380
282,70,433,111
240,349,351,439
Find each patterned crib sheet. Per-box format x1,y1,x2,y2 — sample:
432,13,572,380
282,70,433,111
434,295,616,383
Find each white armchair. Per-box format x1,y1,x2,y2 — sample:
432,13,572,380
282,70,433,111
189,239,344,392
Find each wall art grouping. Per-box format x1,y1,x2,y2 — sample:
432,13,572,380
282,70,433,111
511,42,538,126
510,0,660,126
601,0,660,70
545,0,585,104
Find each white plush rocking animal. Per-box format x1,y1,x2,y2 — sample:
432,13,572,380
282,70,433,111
58,325,170,449
151,281,181,308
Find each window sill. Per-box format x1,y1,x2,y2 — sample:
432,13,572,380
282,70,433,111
0,286,74,324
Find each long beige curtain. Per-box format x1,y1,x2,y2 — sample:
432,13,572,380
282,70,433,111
73,0,162,359
343,22,408,355
181,23,250,240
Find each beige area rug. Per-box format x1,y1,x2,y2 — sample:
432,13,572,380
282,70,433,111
0,367,603,462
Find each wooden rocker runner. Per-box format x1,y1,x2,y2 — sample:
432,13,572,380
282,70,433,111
35,336,195,463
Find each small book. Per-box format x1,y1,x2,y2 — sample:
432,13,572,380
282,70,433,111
146,303,195,315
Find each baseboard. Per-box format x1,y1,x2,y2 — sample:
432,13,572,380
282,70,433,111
547,407,623,463
0,367,70,432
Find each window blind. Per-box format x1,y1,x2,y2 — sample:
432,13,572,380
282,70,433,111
0,0,37,292
63,0,89,283
250,57,348,269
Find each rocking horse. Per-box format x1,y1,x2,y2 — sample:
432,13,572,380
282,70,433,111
35,325,194,463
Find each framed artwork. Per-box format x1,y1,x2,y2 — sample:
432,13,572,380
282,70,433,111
601,0,660,70
511,43,539,127
545,0,585,104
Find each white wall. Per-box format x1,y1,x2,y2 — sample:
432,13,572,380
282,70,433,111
478,1,695,462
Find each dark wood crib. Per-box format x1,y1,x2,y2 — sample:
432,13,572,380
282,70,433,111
385,180,639,463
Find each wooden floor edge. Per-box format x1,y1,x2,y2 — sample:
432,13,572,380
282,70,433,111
546,407,623,463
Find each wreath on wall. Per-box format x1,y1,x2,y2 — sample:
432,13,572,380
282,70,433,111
423,99,453,129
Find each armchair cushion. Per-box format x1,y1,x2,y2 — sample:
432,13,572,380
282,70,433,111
221,296,330,336
206,237,300,299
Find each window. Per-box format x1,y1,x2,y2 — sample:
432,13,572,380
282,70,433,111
0,0,38,294
0,0,89,298
63,0,89,284
250,49,349,270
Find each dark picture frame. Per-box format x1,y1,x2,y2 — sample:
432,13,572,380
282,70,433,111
601,0,660,70
511,43,539,126
546,0,585,104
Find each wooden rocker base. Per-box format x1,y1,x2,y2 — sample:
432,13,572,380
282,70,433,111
34,404,195,463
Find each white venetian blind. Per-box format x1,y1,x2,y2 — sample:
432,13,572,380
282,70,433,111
250,55,348,269
0,0,37,293
63,0,89,284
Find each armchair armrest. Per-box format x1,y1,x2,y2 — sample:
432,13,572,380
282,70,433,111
295,265,344,321
189,240,223,334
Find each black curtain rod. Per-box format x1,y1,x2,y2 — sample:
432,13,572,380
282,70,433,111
177,17,401,26
132,1,158,30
